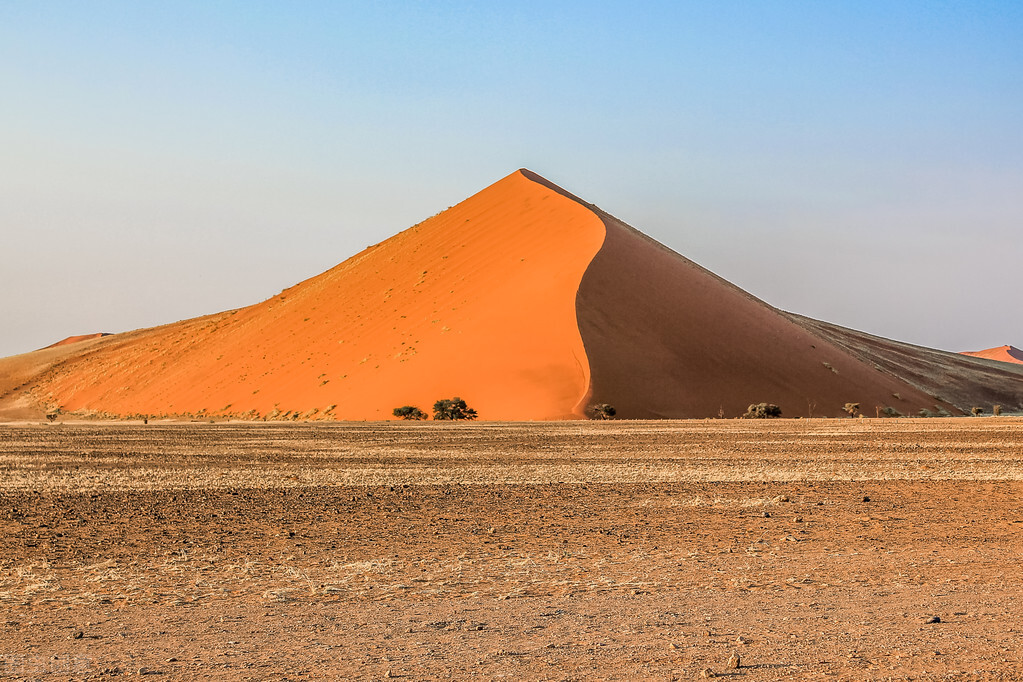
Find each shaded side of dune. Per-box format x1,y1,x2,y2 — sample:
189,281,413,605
789,316,1023,412
573,211,955,419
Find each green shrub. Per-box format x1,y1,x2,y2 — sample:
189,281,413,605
588,403,616,420
433,397,478,421
392,406,428,420
879,406,901,418
743,403,781,419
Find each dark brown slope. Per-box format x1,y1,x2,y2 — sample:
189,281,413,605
788,315,1023,413
572,210,960,419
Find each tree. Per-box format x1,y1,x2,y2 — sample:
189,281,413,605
843,402,860,418
742,403,781,419
588,403,616,420
993,405,1003,416
392,405,428,420
432,397,478,421
971,406,984,417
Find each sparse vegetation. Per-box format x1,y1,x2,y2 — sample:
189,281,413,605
993,405,1002,416
588,403,616,420
742,403,781,419
392,406,428,420
971,406,984,417
879,406,902,418
843,402,860,418
432,397,477,421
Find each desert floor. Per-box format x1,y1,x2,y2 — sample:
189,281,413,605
1,418,1022,680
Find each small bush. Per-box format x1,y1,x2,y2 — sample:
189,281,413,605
879,406,901,418
588,403,616,420
971,406,984,417
392,406,428,420
743,403,781,419
993,405,1002,416
843,402,860,418
433,397,478,421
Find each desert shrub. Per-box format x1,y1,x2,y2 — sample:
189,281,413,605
743,403,781,419
588,403,616,420
433,397,478,421
879,406,902,417
45,412,58,422
392,405,428,420
918,408,934,417
993,405,1002,416
843,402,860,417
971,406,984,416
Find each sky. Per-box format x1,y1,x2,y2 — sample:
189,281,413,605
2,1,1021,358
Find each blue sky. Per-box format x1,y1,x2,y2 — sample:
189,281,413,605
2,1,1021,357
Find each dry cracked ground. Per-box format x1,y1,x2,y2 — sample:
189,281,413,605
1,418,1022,680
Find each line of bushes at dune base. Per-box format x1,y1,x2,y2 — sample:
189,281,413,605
42,400,1007,422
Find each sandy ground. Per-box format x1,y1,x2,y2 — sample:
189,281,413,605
1,418,1022,680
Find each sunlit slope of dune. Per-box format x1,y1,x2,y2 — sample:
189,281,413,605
32,170,606,420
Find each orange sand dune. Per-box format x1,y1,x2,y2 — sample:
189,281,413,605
43,333,111,349
3,169,1021,421
961,345,1023,365
28,171,606,420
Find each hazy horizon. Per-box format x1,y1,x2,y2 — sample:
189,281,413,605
2,1,1021,358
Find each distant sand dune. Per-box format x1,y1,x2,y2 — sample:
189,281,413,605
961,345,1023,365
42,333,111,349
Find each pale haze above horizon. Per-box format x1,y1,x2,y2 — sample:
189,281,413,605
2,1,1021,359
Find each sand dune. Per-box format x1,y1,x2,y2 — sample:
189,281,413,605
2,169,1020,421
961,345,1023,365
42,333,111,349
